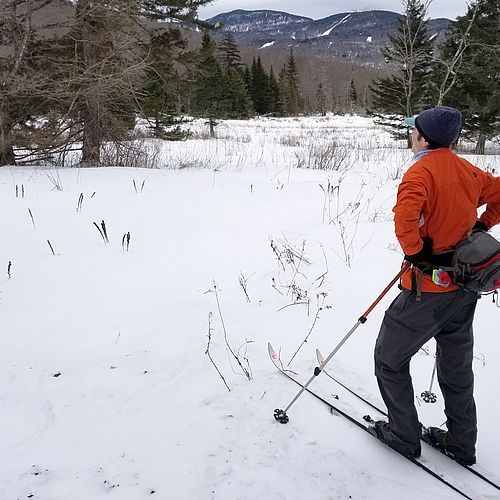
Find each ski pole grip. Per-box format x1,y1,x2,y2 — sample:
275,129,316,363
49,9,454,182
360,262,411,320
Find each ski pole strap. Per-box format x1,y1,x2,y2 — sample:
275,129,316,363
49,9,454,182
416,268,424,301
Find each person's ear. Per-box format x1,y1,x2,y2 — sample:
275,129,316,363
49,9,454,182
419,134,430,147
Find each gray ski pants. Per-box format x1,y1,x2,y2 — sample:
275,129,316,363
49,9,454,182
374,287,479,454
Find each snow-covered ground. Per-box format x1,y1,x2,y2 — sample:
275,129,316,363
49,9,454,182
1,116,499,499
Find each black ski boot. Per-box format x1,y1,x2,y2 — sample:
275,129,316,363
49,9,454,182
372,421,421,458
424,427,476,466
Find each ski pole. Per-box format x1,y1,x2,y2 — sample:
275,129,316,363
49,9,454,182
421,358,437,403
274,262,411,423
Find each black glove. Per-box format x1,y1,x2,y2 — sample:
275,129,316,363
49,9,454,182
472,220,489,232
405,237,433,265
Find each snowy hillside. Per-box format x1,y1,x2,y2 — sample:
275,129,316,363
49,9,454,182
207,9,451,63
208,9,312,33
1,115,499,499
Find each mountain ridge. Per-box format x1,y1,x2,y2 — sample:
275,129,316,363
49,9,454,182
206,9,452,64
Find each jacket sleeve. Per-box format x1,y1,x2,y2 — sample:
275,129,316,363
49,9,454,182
477,169,500,229
393,164,430,256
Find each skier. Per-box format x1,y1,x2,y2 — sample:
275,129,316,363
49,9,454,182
372,105,500,464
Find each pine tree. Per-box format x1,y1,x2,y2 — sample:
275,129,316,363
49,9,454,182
349,79,358,111
193,33,224,122
218,33,243,72
221,67,252,118
268,67,282,115
438,0,500,153
285,48,302,115
141,28,190,139
315,82,327,116
215,33,251,118
277,67,290,116
275,49,303,117
250,57,270,114
369,0,434,140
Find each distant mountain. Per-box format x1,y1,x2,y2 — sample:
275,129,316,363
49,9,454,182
207,9,452,64
208,9,312,34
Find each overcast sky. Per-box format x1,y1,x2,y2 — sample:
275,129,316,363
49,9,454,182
198,1,469,21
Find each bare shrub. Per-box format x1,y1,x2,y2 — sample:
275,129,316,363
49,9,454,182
205,312,231,392
280,135,302,147
296,140,352,171
176,151,227,170
100,140,161,168
190,130,214,140
212,281,252,380
332,218,359,268
386,163,405,181
46,170,64,191
177,157,214,170
236,135,251,143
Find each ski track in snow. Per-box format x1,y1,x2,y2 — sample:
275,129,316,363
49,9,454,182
0,115,499,499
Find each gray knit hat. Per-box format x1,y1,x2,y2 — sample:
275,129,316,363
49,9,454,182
404,106,462,147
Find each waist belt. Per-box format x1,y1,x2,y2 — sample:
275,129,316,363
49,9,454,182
410,252,455,301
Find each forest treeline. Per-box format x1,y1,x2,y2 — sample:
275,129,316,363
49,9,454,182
1,0,498,166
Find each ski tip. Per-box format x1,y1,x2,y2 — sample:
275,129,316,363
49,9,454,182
316,348,325,366
268,343,278,362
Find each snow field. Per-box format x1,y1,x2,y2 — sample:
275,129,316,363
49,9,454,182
1,115,499,499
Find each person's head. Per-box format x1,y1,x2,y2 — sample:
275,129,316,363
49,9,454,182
404,106,462,154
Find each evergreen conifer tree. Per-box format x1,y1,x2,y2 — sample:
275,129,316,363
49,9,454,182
218,33,243,72
193,33,224,126
369,0,434,140
277,67,290,116
267,67,282,115
349,79,358,111
276,49,302,116
315,82,327,116
285,48,302,115
243,66,252,91
141,28,190,139
216,34,251,118
250,57,270,114
437,0,500,153
221,67,252,118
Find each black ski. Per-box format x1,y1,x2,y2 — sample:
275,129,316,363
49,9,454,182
269,343,482,500
316,348,387,416
315,348,500,492
421,426,500,491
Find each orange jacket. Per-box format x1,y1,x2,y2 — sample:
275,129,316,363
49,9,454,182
393,148,500,293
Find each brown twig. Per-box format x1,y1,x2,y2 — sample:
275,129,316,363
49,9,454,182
205,312,231,391
287,294,330,366
213,281,251,380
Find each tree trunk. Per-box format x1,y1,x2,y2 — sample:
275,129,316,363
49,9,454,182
0,2,17,166
474,133,486,155
0,141,16,166
0,110,16,166
81,94,101,165
78,0,102,166
209,117,216,138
